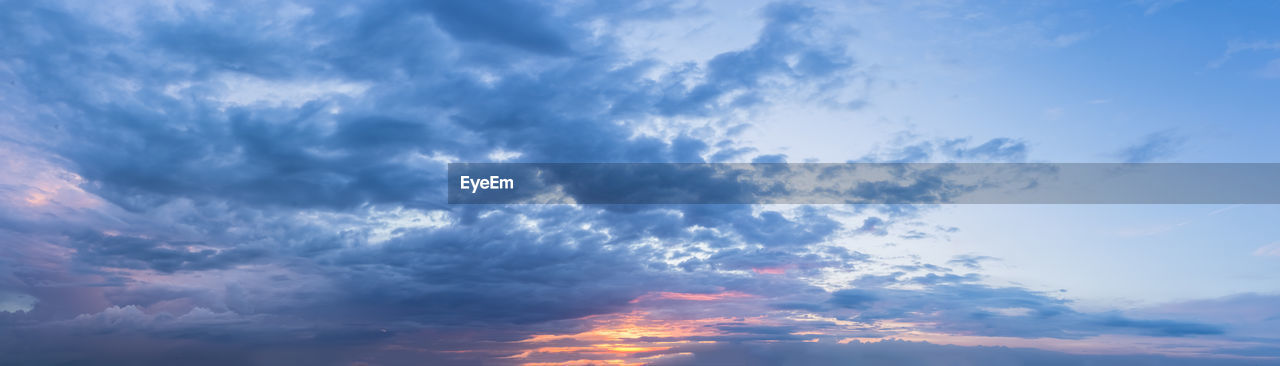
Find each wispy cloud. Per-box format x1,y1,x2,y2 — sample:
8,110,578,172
1254,242,1280,257
1208,40,1280,68
1115,130,1184,163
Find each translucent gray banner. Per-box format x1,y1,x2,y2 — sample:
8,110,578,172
447,163,1280,204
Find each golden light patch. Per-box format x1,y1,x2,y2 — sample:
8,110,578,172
629,290,756,303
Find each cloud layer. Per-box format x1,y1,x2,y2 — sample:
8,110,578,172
0,1,1276,365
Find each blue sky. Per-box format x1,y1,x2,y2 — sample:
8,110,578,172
1,0,1278,365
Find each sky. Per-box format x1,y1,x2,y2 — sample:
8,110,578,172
1,0,1279,365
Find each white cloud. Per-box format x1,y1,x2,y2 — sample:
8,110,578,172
488,148,524,162
166,73,370,109
1259,58,1280,79
1207,40,1280,68
1050,32,1091,47
1252,242,1280,257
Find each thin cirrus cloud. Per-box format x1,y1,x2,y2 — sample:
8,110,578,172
0,1,1277,365
1254,242,1280,257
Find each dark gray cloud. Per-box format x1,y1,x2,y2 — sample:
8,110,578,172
70,231,269,273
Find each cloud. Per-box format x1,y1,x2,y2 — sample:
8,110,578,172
859,137,1029,163
1139,0,1186,15
70,231,269,273
1253,242,1280,257
0,291,37,313
1115,130,1184,163
942,138,1029,162
1208,40,1280,68
948,254,998,270
0,0,1274,365
0,0,864,354
1260,58,1280,79
830,272,1224,339
650,341,1276,366
854,216,888,236
422,0,574,55
654,2,855,116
